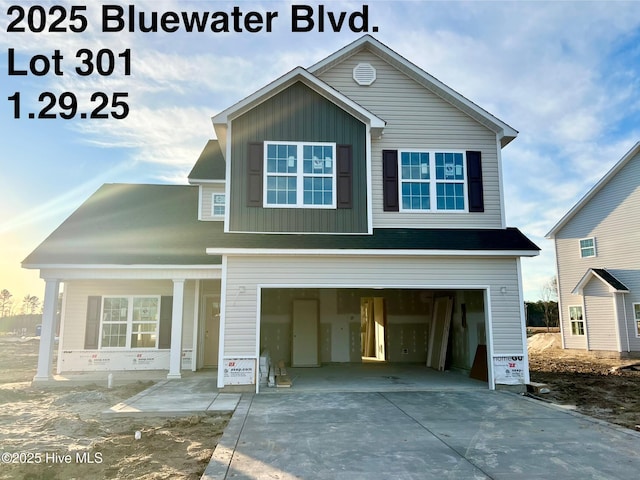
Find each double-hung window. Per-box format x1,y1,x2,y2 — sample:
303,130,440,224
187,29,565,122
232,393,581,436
579,237,596,258
569,305,585,336
400,150,466,211
100,296,160,349
634,303,640,337
264,142,336,208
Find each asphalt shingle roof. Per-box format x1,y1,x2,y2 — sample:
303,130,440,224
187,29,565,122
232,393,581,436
187,140,226,181
23,184,539,267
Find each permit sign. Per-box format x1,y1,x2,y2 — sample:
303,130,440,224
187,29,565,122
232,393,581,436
223,358,256,385
493,355,525,385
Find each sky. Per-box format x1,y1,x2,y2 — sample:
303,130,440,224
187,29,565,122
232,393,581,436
1,0,639,308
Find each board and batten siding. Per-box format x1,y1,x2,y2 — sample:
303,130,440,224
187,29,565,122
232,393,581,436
229,82,368,233
62,280,197,350
222,255,524,357
317,50,504,229
555,149,640,351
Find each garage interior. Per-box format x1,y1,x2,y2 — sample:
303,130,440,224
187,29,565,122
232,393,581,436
259,288,489,389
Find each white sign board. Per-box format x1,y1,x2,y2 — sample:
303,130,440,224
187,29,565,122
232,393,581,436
492,355,525,385
223,358,256,385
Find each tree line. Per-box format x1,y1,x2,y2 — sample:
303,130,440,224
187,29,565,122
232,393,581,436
0,289,42,317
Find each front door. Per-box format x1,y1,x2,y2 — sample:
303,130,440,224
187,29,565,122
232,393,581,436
203,295,220,368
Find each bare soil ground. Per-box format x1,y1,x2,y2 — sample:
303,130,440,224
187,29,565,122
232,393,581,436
528,332,640,430
0,336,230,479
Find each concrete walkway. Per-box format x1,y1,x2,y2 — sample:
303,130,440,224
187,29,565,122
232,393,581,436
103,373,240,416
203,390,640,480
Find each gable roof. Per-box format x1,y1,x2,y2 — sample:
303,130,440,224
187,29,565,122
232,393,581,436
22,184,222,267
309,35,518,148
188,140,226,183
572,268,630,294
212,66,386,157
546,141,640,238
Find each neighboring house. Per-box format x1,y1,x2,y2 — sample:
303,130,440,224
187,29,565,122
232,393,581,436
547,142,640,356
23,36,539,391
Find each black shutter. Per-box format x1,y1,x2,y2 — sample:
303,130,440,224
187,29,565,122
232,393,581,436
247,142,263,207
382,150,399,212
466,151,484,212
84,296,101,349
336,144,353,209
158,296,173,349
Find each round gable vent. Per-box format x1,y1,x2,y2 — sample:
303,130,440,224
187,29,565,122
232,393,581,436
353,63,376,86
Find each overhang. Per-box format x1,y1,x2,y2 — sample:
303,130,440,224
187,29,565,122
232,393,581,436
572,268,630,294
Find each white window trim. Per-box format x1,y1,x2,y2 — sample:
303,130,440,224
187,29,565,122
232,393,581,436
212,193,225,218
263,141,337,209
579,237,597,258
568,304,585,336
398,149,468,213
99,295,161,350
634,303,640,337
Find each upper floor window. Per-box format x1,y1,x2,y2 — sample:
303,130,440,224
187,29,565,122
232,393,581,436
569,305,585,336
579,237,596,258
399,150,466,211
264,142,336,208
212,193,225,217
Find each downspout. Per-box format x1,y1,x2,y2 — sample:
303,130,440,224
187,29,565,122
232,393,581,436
622,293,630,353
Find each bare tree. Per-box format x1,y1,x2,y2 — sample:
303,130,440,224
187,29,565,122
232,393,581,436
0,289,13,317
540,277,559,331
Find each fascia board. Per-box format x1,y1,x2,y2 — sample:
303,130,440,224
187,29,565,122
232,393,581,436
206,248,540,257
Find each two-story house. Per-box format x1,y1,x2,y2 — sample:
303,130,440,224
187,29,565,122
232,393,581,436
23,36,539,391
546,142,640,356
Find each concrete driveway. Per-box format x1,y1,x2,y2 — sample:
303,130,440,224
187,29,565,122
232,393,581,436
204,390,640,479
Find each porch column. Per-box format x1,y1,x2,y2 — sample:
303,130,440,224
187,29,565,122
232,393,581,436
33,279,60,382
167,279,185,379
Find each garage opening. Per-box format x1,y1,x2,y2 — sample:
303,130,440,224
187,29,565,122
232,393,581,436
259,288,488,386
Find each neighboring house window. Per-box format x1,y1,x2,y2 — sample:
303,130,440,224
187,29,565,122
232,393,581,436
100,296,160,349
579,237,596,258
635,303,640,337
569,305,585,336
264,142,336,208
399,150,466,211
212,193,225,217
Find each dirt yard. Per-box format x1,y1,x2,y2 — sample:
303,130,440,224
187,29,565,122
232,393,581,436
528,332,640,430
0,336,229,480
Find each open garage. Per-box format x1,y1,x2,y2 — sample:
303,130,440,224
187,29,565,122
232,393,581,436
258,287,489,386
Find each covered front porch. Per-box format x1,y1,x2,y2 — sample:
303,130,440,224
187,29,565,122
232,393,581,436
31,269,222,383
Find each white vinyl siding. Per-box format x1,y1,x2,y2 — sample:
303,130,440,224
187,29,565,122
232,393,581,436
200,184,226,221
554,149,640,352
583,280,618,350
222,255,523,357
317,50,503,229
61,279,196,351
